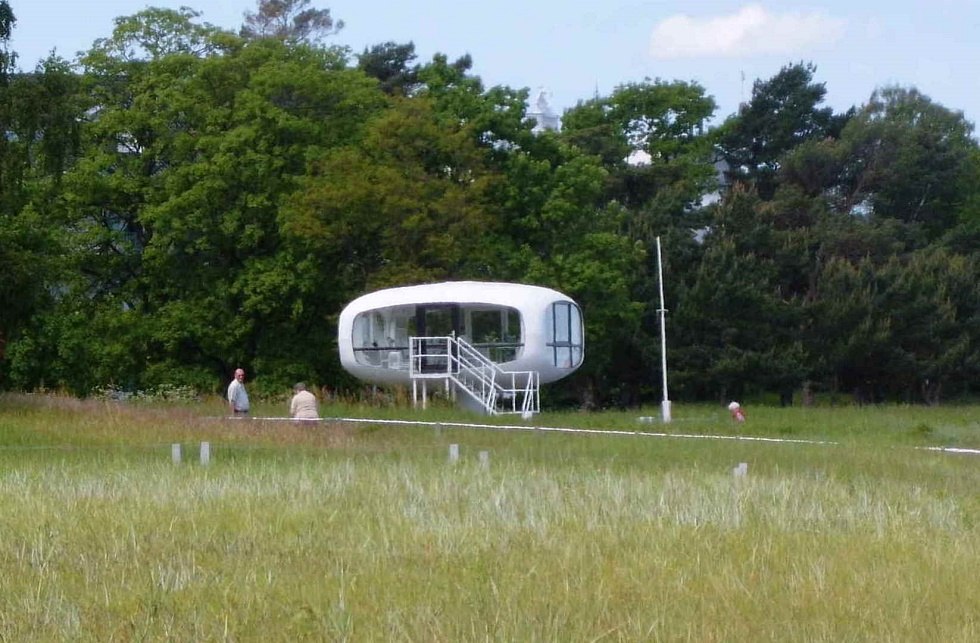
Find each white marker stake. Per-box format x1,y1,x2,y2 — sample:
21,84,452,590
656,236,672,424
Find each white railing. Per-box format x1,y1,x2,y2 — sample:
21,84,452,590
408,336,539,416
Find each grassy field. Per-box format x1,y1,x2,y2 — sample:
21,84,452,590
1,393,978,641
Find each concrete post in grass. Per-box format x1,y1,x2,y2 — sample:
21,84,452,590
200,441,210,465
733,462,748,477
172,443,182,464
478,450,490,468
448,443,459,463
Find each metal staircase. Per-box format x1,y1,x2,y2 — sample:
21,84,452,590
408,335,540,416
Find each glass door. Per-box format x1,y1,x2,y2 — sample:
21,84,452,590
416,304,461,373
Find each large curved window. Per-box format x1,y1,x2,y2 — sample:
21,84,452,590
351,308,414,368
468,307,522,362
351,304,524,368
548,301,583,368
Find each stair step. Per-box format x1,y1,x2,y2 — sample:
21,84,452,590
409,335,538,416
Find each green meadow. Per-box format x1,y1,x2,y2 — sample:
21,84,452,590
1,393,978,641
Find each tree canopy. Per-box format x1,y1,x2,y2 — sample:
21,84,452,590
1,2,979,408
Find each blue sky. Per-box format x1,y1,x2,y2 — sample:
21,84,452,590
6,1,979,129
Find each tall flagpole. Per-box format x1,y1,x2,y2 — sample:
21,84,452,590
656,236,672,423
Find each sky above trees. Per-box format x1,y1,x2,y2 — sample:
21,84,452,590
7,1,979,129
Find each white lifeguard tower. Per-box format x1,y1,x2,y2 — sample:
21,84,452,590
337,281,584,416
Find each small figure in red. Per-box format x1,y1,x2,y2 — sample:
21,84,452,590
728,401,746,422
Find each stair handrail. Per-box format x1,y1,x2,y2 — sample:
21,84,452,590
409,335,539,415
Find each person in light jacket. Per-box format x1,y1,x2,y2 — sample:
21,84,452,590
289,382,319,420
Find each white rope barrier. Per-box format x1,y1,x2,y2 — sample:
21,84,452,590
1,415,975,457
219,415,980,456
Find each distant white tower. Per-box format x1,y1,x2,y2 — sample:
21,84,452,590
527,87,560,133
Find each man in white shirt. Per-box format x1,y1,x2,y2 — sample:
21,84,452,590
289,382,319,420
227,368,250,415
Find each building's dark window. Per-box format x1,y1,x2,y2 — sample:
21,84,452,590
548,301,583,368
470,307,522,362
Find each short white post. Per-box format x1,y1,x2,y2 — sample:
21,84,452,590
733,462,748,477
200,441,210,465
171,443,182,464
478,450,490,468
448,443,459,463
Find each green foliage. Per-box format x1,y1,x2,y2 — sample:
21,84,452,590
82,6,230,64
562,79,717,208
357,41,420,96
240,0,344,43
283,95,499,291
0,52,85,387
835,86,977,238
0,0,13,76
557,80,720,405
716,62,851,199
92,382,200,402
2,7,980,409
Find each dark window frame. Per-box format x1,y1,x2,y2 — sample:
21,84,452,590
547,301,583,368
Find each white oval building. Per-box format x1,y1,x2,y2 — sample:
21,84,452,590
337,281,584,414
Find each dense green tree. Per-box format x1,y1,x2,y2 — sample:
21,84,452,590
0,2,85,384
716,62,852,200
671,188,803,402
778,85,978,238
282,95,500,294
493,132,647,405
522,203,646,408
562,79,717,209
0,0,12,76
8,8,384,393
558,80,720,405
560,98,629,169
241,0,343,43
4,9,228,391
135,38,382,390
357,41,420,96
0,0,15,367
807,255,890,402
875,248,980,403
1,58,84,221
415,51,536,166
808,247,980,403
835,87,977,240
5,2,980,408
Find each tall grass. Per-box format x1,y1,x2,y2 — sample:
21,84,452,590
1,393,978,640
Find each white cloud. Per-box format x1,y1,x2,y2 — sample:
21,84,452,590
649,4,846,59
